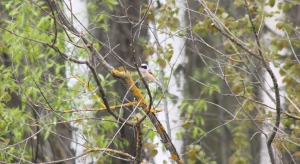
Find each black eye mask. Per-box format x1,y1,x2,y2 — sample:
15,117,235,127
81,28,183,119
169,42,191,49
140,65,148,69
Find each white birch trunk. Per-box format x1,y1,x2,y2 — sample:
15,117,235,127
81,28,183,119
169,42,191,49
150,0,186,163
63,0,93,163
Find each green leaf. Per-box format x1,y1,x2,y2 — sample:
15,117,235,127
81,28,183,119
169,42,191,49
221,13,229,19
150,149,158,157
44,130,50,140
157,58,166,68
192,127,198,138
269,0,275,7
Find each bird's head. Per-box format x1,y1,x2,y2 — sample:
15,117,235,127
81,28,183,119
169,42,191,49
140,63,148,70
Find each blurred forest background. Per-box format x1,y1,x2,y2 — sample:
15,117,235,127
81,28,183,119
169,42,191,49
1,0,300,164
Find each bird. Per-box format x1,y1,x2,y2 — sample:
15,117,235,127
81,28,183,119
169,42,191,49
139,63,162,88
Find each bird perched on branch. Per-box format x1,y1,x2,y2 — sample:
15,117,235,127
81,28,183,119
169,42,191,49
139,63,162,89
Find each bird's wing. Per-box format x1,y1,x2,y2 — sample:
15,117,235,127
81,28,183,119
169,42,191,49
148,69,154,75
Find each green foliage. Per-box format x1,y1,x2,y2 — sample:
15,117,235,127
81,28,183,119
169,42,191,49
0,66,31,162
98,73,117,90
0,0,74,161
179,0,300,163
185,145,216,164
156,0,179,31
179,100,206,139
87,0,117,31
